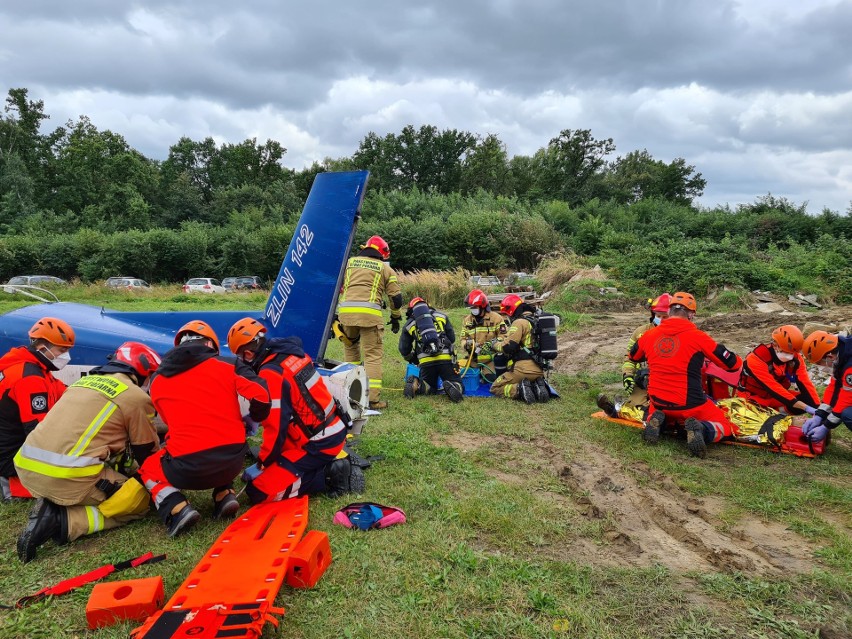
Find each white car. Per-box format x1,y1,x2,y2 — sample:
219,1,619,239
183,277,226,294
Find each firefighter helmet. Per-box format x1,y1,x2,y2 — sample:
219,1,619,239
802,330,839,364
408,296,426,309
650,293,671,314
174,319,220,351
670,291,697,312
28,317,76,348
361,235,390,259
466,289,488,310
500,294,524,317
771,325,804,354
227,317,267,355
112,342,162,379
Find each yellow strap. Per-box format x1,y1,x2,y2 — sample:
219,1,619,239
68,402,117,456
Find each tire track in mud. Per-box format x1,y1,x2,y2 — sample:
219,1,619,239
558,447,815,575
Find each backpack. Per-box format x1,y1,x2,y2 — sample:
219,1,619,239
333,502,407,530
529,311,559,361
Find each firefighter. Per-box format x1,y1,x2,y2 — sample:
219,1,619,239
597,293,671,421
399,297,464,402
629,292,742,457
800,331,852,443
490,294,549,403
227,318,363,503
0,317,75,502
337,235,403,409
459,289,508,380
14,342,161,562
139,320,270,537
736,325,819,414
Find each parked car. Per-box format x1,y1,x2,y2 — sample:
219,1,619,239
183,277,226,294
233,275,263,290
468,275,501,288
222,277,237,291
106,277,151,290
6,275,67,286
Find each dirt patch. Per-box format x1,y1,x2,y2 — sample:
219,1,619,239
436,431,816,575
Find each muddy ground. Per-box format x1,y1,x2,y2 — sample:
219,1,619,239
437,304,852,579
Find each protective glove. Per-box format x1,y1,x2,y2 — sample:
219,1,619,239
803,405,817,415
805,424,829,442
463,338,474,352
242,414,261,437
801,415,823,437
622,375,635,394
388,316,401,334
241,463,262,483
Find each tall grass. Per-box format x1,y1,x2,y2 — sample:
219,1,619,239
397,268,471,309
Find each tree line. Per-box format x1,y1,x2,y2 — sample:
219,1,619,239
1,88,851,301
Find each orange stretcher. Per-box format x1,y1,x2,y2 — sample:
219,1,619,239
591,411,824,458
132,497,310,639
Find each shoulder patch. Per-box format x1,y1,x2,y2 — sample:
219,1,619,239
30,392,49,414
844,372,852,390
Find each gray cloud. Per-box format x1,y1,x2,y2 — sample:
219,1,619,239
1,0,850,213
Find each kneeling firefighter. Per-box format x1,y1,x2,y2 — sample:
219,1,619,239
228,318,364,503
399,297,464,402
459,289,508,382
15,342,162,562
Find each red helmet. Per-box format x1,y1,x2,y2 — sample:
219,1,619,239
802,330,839,364
467,289,488,310
408,296,426,309
650,293,671,314
771,325,804,353
500,294,524,317
227,317,267,355
112,342,162,379
174,319,220,351
362,235,390,259
29,317,75,347
670,291,697,312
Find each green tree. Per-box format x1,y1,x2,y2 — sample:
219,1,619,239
604,150,706,205
530,129,615,206
460,134,513,196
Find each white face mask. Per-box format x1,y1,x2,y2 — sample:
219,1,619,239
774,349,795,363
42,347,71,370
652,316,662,326
469,307,481,317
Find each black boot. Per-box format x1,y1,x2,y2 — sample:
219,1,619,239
534,378,550,403
444,380,464,403
17,498,67,563
644,410,665,445
517,379,535,404
685,418,708,458
325,458,366,497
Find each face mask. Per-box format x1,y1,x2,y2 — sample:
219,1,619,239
652,317,662,326
775,350,795,362
43,348,71,370
469,307,481,317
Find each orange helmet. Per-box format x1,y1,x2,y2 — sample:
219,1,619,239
112,342,162,379
227,317,267,355
771,325,804,353
28,317,75,347
802,330,839,364
408,296,426,309
174,319,220,351
500,294,524,317
650,293,671,314
362,235,390,259
670,291,697,312
466,289,488,310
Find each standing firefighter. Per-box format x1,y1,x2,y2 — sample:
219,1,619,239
337,235,403,409
1,317,75,501
227,318,363,503
490,294,553,404
399,297,464,402
15,342,161,562
139,321,271,536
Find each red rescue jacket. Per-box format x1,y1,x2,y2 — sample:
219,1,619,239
630,317,742,411
0,347,66,476
255,337,347,469
738,343,819,409
150,342,270,458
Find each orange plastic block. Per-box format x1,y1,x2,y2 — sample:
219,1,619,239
86,576,164,629
286,530,332,589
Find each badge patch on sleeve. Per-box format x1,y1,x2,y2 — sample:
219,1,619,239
844,372,852,390
30,393,49,414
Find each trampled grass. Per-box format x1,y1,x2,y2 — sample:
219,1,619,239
0,291,849,638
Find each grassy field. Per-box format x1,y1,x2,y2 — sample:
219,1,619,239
0,289,849,638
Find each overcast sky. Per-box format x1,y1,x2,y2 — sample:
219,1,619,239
2,1,850,213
